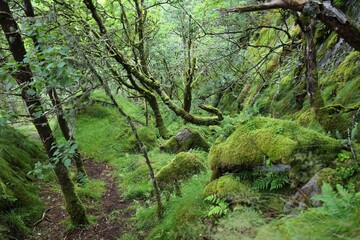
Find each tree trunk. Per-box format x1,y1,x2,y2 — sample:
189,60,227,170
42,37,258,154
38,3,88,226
48,88,87,181
145,94,171,139
304,18,325,119
0,0,88,226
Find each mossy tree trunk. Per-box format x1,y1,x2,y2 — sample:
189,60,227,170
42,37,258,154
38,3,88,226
0,0,88,226
303,18,325,119
106,62,171,139
145,94,171,139
181,13,196,115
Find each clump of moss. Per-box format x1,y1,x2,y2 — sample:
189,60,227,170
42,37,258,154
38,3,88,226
156,152,206,193
160,128,210,153
0,126,44,238
204,174,259,204
209,117,342,186
126,127,158,153
317,168,342,187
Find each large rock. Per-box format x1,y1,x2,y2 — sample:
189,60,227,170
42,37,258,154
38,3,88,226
160,128,210,153
204,174,259,205
156,152,206,194
209,117,342,187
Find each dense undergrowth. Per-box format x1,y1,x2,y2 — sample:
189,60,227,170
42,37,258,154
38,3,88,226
0,126,45,239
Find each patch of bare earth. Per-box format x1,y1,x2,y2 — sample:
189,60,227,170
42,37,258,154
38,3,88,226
33,160,134,240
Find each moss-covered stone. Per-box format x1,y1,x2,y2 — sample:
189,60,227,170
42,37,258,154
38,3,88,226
160,128,210,153
156,152,206,193
204,174,259,204
317,168,342,187
209,117,342,186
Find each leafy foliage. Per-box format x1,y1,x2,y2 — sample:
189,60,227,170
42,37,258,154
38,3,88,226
252,172,289,191
205,194,230,217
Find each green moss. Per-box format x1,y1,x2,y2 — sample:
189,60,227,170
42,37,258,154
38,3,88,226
335,75,360,106
156,152,206,187
0,126,44,238
204,174,259,203
209,117,342,185
213,206,265,240
160,128,210,153
125,127,158,152
76,178,106,201
317,168,342,187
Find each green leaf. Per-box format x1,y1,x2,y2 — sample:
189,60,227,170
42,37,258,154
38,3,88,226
63,158,71,168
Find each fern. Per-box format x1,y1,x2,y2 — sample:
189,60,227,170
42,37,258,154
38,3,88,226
205,194,230,217
313,184,360,217
252,172,289,191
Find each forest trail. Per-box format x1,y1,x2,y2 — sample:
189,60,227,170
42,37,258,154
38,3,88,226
33,160,134,240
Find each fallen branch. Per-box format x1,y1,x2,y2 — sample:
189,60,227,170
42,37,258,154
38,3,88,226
32,208,53,226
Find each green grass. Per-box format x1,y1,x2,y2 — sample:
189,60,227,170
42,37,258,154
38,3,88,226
146,172,211,240
77,178,107,201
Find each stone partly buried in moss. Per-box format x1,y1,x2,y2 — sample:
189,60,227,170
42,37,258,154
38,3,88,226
156,152,206,194
209,117,342,187
160,128,210,153
117,126,158,153
204,174,259,205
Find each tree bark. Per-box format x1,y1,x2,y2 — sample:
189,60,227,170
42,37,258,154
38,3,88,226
303,18,324,118
0,0,88,226
145,94,171,139
48,88,88,181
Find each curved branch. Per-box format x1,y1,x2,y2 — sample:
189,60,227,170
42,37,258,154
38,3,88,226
219,1,360,51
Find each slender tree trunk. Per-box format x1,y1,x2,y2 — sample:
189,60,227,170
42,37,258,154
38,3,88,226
48,89,87,181
145,94,170,139
183,78,193,114
24,0,87,181
304,18,325,119
0,0,88,226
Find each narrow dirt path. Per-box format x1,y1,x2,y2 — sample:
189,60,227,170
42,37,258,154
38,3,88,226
33,160,134,240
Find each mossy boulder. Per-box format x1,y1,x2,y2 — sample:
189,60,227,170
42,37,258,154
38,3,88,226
204,174,259,204
116,126,158,153
160,128,210,153
156,152,206,193
209,117,342,186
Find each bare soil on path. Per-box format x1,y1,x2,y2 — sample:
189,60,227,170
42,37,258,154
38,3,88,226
33,160,134,240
